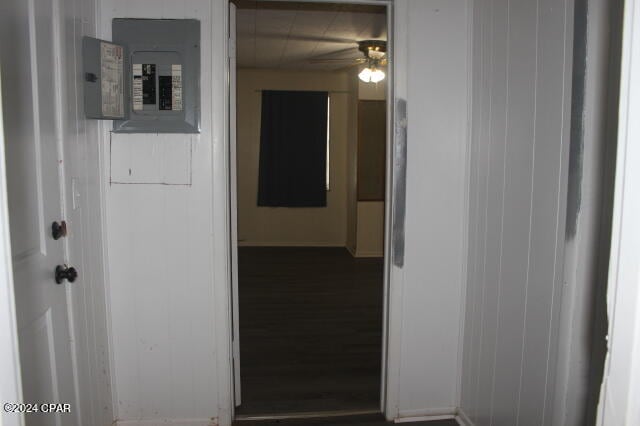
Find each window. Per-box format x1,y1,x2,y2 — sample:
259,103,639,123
257,90,329,207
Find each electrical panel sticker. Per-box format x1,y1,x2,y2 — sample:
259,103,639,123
132,64,157,110
172,64,183,111
100,42,124,117
132,64,143,110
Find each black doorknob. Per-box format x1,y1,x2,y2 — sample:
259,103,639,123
55,265,78,284
51,221,67,240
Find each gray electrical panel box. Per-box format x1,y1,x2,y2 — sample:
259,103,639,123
112,19,200,133
83,37,125,120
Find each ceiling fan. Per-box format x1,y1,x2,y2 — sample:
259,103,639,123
308,40,387,82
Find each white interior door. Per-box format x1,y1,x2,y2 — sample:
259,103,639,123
2,0,77,424
229,1,242,408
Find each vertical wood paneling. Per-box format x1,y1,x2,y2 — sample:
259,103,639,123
518,0,571,424
476,0,508,423
460,0,573,425
396,0,470,415
491,0,538,423
60,0,115,424
460,0,484,415
103,0,223,423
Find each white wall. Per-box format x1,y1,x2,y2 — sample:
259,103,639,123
460,0,574,425
101,1,231,425
388,0,470,418
101,1,472,423
61,0,115,424
236,69,349,247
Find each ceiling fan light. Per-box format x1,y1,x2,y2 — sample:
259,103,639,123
358,67,372,83
370,69,385,83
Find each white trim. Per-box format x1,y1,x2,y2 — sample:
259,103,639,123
227,0,399,423
379,2,394,414
116,420,216,426
395,414,456,423
456,0,474,409
228,1,241,408
455,408,475,426
213,2,234,426
384,0,407,420
596,0,640,424
396,407,457,419
354,251,384,258
96,7,120,421
0,63,25,426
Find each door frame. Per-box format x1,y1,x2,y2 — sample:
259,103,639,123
0,66,25,426
596,0,640,423
223,0,404,421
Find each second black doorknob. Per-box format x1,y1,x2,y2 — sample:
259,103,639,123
55,265,78,284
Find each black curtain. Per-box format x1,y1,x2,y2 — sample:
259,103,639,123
257,90,329,207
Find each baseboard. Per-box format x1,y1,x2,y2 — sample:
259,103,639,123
354,250,384,258
396,407,457,422
455,408,474,426
237,241,344,248
116,419,216,426
395,414,456,423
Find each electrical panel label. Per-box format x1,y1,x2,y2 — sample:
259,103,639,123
172,64,183,111
132,64,143,110
142,64,156,104
100,42,123,117
159,76,172,110
132,64,157,111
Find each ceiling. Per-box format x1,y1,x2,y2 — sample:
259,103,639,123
234,1,387,71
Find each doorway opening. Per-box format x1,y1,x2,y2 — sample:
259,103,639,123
229,0,391,418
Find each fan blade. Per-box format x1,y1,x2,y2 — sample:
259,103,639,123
308,58,364,64
335,62,365,72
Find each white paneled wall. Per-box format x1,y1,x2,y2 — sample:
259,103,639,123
61,0,115,424
102,1,471,424
391,0,470,418
460,0,574,425
101,1,230,425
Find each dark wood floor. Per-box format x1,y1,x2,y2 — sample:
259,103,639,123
236,247,384,415
233,413,458,426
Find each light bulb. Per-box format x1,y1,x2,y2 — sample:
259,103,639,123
370,69,385,83
358,67,372,83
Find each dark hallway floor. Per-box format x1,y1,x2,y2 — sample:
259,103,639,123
236,247,384,415
233,413,458,426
